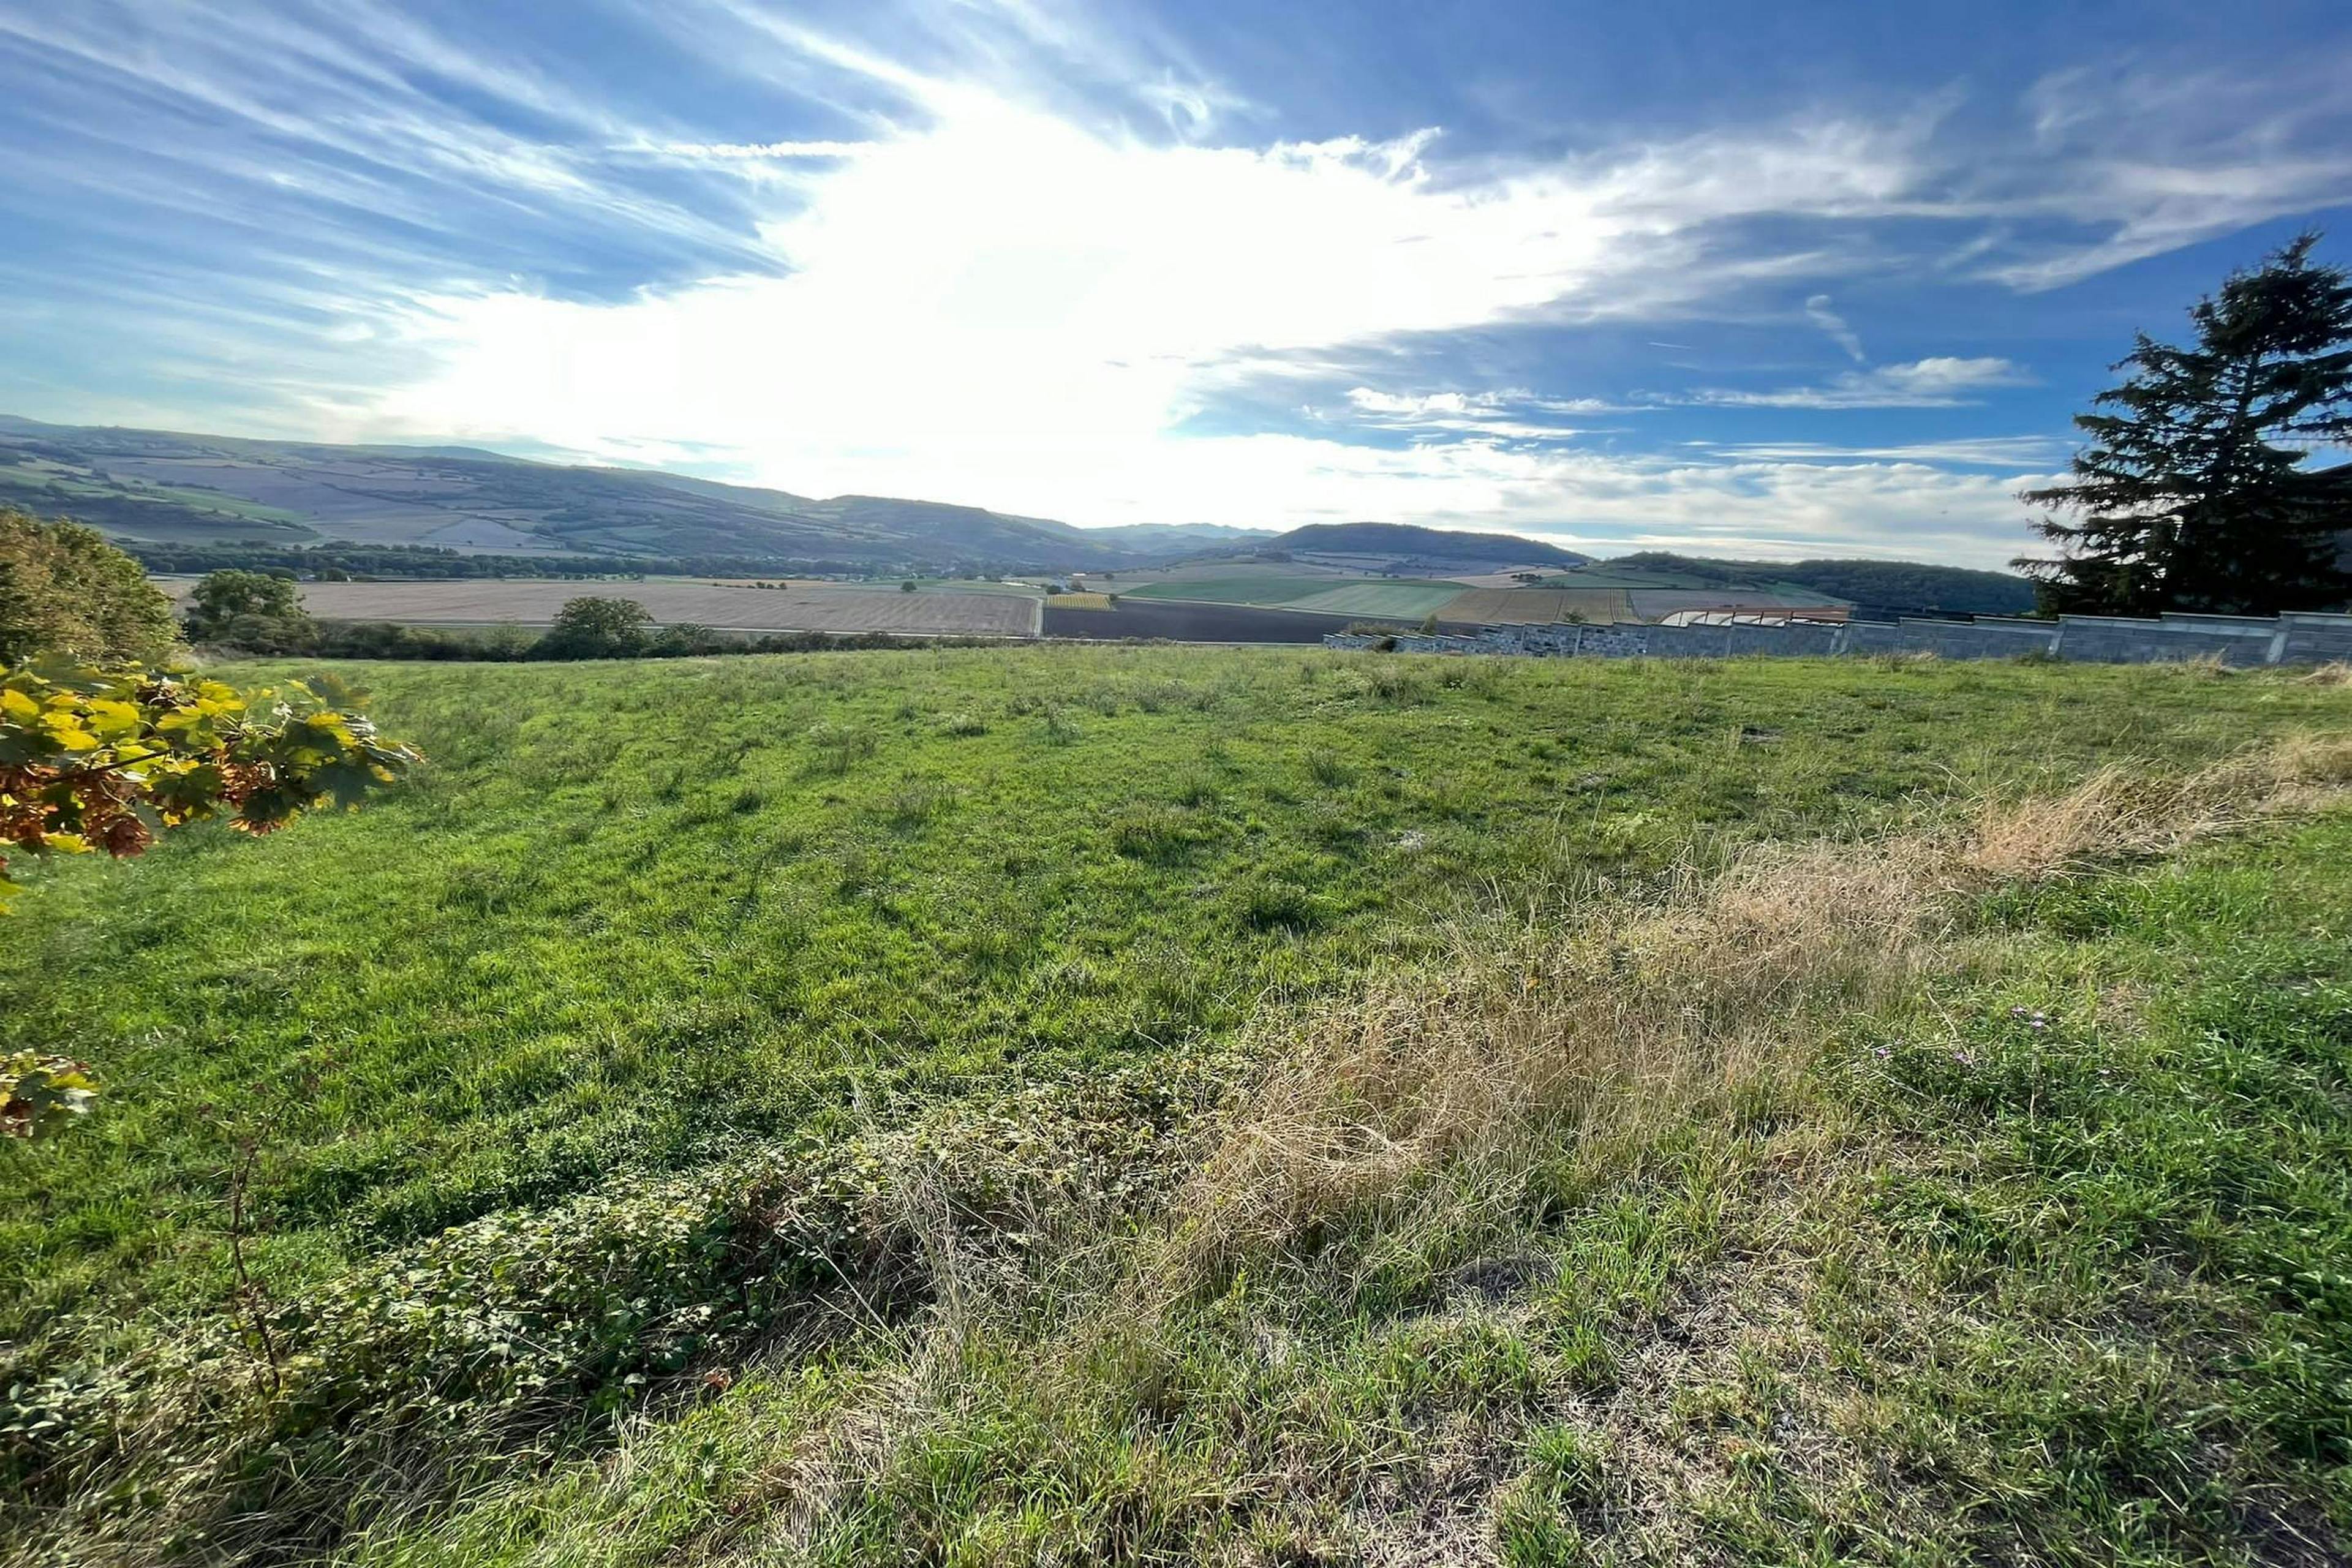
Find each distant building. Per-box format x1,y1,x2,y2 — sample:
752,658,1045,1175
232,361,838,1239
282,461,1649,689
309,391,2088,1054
1656,606,1849,627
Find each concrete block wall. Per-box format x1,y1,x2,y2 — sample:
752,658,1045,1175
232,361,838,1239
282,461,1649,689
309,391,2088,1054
1902,618,2062,659
1642,625,1736,658
2055,616,2269,665
1325,606,2351,666
1841,622,1909,655
2278,612,2352,665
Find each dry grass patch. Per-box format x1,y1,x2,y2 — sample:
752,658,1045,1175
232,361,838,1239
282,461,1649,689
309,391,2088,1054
1164,732,2352,1289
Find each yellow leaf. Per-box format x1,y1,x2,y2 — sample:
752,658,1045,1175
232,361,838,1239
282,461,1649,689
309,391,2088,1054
84,699,142,739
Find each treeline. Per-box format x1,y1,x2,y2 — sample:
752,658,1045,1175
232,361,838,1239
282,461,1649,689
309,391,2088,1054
1607,552,2039,615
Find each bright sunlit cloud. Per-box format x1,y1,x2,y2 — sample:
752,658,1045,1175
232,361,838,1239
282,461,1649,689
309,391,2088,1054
4,1,2348,567
361,92,1987,544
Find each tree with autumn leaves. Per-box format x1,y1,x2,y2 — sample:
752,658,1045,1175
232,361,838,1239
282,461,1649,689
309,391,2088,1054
1,508,418,1135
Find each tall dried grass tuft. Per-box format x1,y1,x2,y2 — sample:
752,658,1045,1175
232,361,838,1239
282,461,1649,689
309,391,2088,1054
1158,733,2352,1289
1970,732,2352,875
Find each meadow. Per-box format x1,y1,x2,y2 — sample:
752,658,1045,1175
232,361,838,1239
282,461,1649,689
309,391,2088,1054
4,644,2351,1564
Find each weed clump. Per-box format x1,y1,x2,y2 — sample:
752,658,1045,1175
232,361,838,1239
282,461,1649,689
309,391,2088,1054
1306,753,1357,788
1110,805,1202,863
805,720,877,774
1237,879,1328,933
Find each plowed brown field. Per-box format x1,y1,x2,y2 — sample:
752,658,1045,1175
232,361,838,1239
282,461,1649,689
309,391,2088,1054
277,580,1038,636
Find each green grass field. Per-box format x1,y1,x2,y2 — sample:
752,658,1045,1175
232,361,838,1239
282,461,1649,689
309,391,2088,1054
6,646,2351,1564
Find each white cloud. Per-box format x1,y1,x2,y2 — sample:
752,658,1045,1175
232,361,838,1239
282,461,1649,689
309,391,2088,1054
1344,388,1625,420
357,89,1966,533
1681,356,2034,409
1345,388,1500,417
1804,293,1865,361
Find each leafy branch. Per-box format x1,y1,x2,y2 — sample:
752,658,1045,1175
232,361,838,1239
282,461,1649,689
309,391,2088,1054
1,657,421,1135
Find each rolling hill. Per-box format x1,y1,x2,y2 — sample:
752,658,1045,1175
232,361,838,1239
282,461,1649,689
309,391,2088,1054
0,419,2030,609
0,417,1193,571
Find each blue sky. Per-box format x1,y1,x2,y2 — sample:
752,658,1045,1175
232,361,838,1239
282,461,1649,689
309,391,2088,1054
2,1,2349,567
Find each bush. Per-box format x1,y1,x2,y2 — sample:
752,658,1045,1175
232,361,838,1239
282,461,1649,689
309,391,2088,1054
182,570,317,650
535,597,652,658
0,510,179,665
647,622,719,657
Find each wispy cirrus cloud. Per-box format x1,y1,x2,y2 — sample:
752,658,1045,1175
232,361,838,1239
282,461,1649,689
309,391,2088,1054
1333,387,1631,439
1701,435,2073,467
1680,356,2035,409
638,139,878,161
1804,293,1866,361
1981,57,2352,289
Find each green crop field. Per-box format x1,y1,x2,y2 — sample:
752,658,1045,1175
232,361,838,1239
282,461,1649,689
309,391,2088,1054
1121,575,1468,617
1121,573,1463,614
7,646,2352,1565
1285,580,1470,617
1121,572,1354,605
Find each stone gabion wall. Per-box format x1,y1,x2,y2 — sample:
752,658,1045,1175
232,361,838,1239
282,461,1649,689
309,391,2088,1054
1325,610,2352,666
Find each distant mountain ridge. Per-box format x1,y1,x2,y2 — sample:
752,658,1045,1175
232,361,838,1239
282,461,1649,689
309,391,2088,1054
2,418,2012,600
0,417,1270,571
